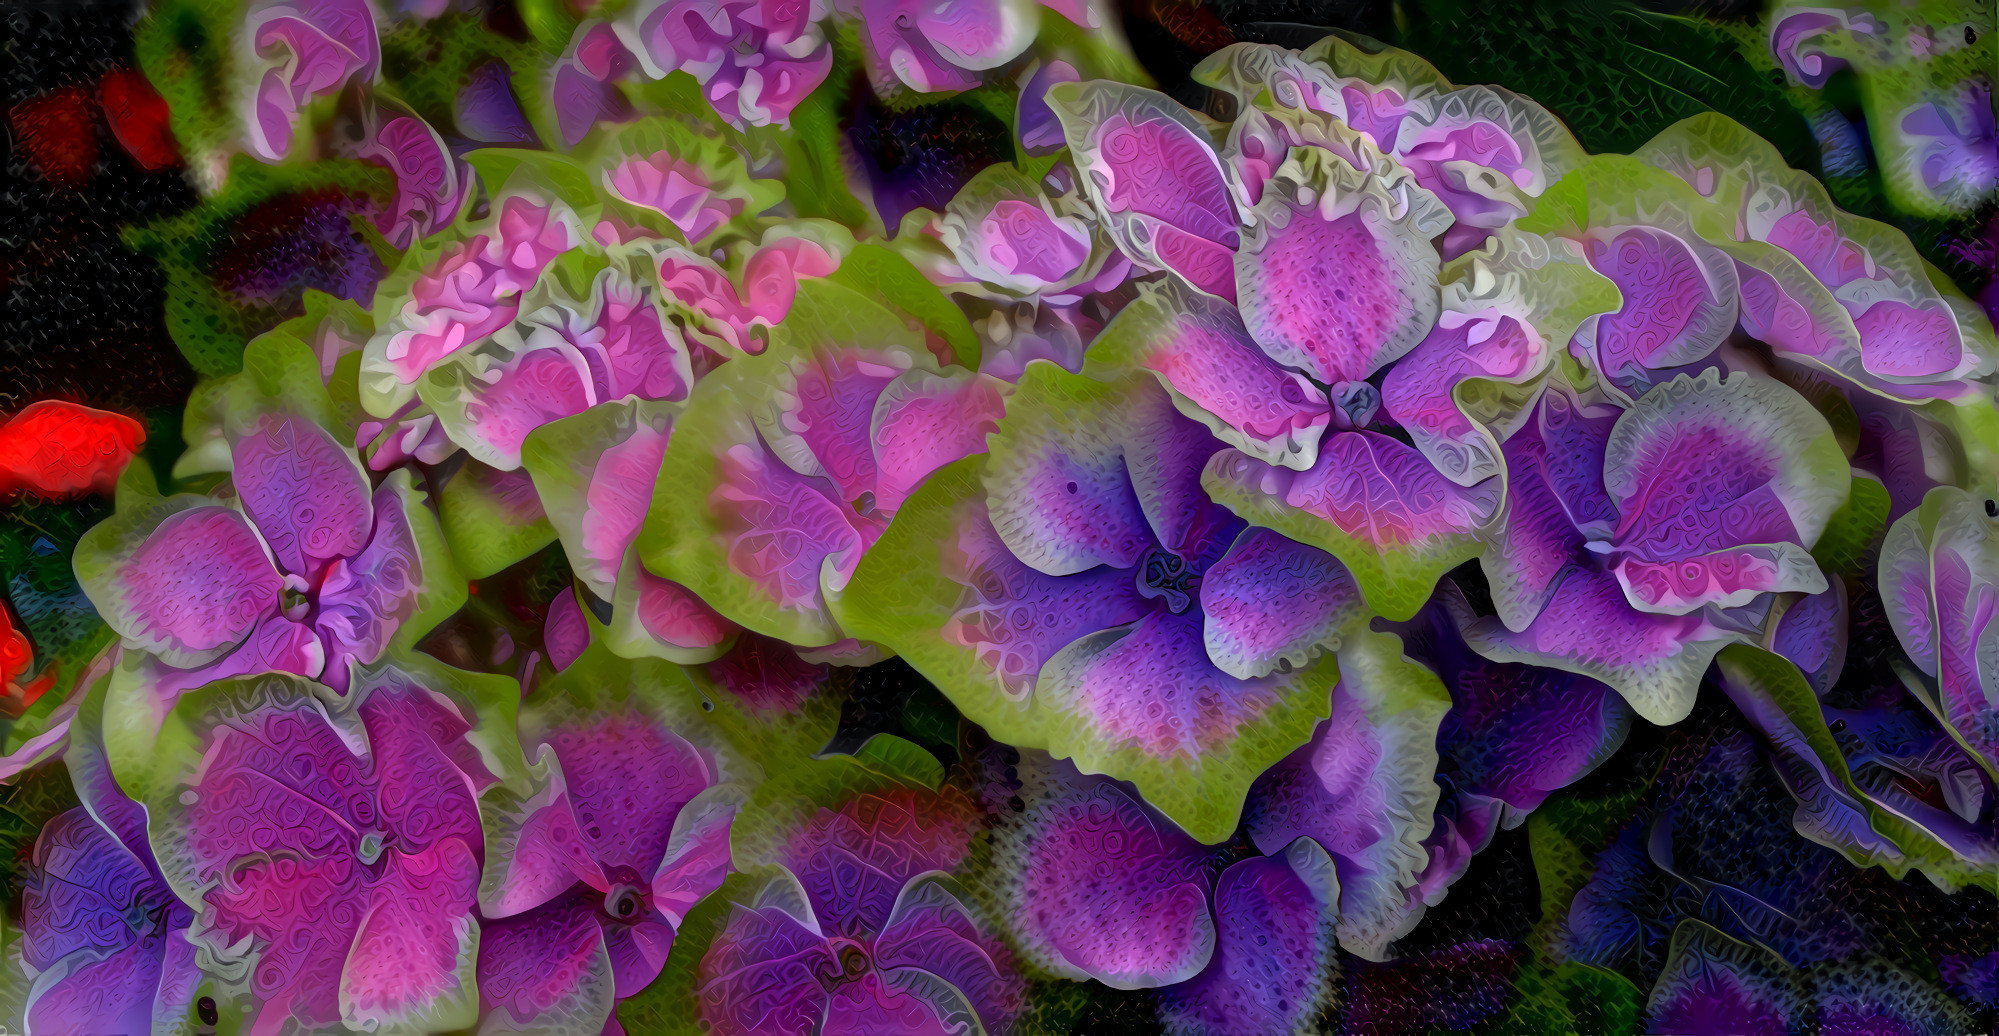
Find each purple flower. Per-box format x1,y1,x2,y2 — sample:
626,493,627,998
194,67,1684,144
19,731,200,1034
75,410,435,698
551,20,640,148
143,671,494,1032
697,777,1023,1034
1466,371,1850,724
837,363,1368,842
240,0,381,162
997,754,1339,1032
479,689,743,1029
1879,487,1999,775
1768,7,1879,89
617,0,833,128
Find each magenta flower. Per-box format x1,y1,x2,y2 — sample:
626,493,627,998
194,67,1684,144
697,772,1023,1033
20,731,202,1034
617,0,833,127
997,755,1340,1032
417,252,700,471
479,684,744,1029
837,363,1368,842
241,0,381,162
75,410,436,698
1466,370,1850,724
142,671,496,1032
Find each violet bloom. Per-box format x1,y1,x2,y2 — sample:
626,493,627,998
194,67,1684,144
840,0,1039,95
637,283,1009,649
551,20,639,147
1880,486,1999,775
479,687,744,1030
617,0,833,128
997,754,1339,1034
1466,371,1850,725
143,671,495,1032
837,363,1370,843
698,775,1023,1033
241,0,381,162
19,731,200,1033
75,410,434,698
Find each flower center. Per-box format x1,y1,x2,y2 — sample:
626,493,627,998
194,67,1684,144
356,830,386,865
604,884,645,921
1136,548,1197,614
1329,380,1381,430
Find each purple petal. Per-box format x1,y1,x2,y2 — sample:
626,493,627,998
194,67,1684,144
1017,60,1081,154
1769,583,1848,697
781,786,978,940
553,21,637,147
1236,171,1440,386
651,786,740,926
542,711,714,877
1646,922,1804,1035
1040,607,1285,760
698,899,836,1035
1155,842,1339,1036
1478,387,1621,631
821,972,959,1035
1381,314,1544,486
764,347,908,507
478,891,615,1032
361,114,467,249
312,481,425,692
1097,280,1331,471
1462,567,1736,724
980,367,1156,577
98,505,283,666
942,506,1152,700
870,370,1010,516
1602,371,1846,614
1201,527,1365,681
546,587,590,672
482,768,608,919
22,809,155,972
874,878,1025,1032
340,839,481,1030
454,60,539,146
1001,764,1216,988
233,413,373,578
714,440,875,610
1575,226,1736,399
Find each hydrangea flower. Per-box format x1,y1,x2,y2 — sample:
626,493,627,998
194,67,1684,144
638,279,1008,649
1465,370,1850,723
838,363,1369,841
688,736,1024,1035
362,192,586,417
76,337,458,704
616,0,833,128
136,667,504,1032
478,649,747,1030
996,752,1340,1033
18,728,199,1033
239,0,380,162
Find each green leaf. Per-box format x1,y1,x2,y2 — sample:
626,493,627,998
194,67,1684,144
1809,475,1890,577
830,243,981,369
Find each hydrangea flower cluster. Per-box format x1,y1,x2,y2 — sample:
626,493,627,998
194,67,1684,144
3,2,1996,1033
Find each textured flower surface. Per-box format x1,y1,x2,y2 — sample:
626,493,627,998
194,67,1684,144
618,0,833,128
140,669,499,1033
76,394,444,700
692,737,1024,1035
240,0,380,162
839,362,1367,841
479,650,746,1030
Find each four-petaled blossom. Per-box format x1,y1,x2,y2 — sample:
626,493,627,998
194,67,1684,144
1466,370,1850,724
76,410,432,698
143,672,495,1032
479,683,744,1029
698,776,1024,1033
